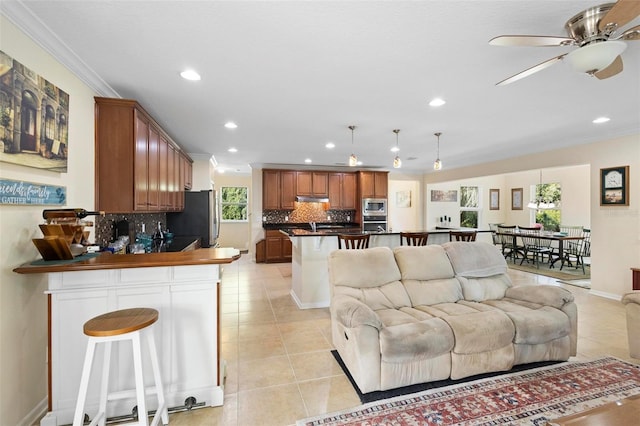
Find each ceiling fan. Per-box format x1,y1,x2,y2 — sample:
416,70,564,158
490,0,640,85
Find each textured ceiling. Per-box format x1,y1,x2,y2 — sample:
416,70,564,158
3,0,639,174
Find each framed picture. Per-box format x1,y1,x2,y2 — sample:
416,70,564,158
430,189,458,202
489,189,500,210
600,165,629,206
511,188,523,210
396,190,411,208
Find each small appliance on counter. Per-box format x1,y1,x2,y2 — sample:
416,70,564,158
167,190,220,248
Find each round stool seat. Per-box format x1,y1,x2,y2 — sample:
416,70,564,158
84,308,158,337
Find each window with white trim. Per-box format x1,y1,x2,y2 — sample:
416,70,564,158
221,186,248,222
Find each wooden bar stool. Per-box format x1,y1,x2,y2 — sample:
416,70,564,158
337,234,370,249
73,308,168,426
400,232,429,246
449,230,477,241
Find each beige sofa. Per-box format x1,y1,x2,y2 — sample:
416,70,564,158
328,242,577,393
622,292,640,358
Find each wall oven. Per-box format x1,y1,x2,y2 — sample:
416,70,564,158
362,198,387,232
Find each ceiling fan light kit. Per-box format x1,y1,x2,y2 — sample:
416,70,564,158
490,0,639,84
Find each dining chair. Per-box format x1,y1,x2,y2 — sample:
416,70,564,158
518,226,553,268
488,223,503,247
496,225,518,262
449,230,477,242
337,234,370,249
561,228,590,274
400,232,429,246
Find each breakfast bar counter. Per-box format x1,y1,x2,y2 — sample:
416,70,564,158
14,248,240,426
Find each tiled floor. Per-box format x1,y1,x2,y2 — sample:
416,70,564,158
165,255,636,426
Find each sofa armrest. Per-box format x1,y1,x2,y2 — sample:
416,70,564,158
622,292,640,305
505,285,574,309
332,296,383,330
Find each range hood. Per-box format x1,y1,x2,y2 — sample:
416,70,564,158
296,196,330,203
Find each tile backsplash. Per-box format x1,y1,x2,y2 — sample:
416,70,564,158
263,208,355,225
95,213,166,247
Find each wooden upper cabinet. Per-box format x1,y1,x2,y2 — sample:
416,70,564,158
358,171,388,199
263,170,281,210
95,97,192,213
296,171,328,197
328,172,357,210
181,154,193,190
280,171,296,209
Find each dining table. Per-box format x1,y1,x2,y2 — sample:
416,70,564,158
495,229,584,267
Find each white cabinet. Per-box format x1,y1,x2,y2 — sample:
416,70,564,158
41,265,222,426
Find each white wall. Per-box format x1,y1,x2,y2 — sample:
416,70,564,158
387,172,423,232
0,17,97,425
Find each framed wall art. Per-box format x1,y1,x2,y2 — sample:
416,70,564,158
600,165,629,206
511,188,523,210
430,189,457,202
489,189,500,210
396,190,411,208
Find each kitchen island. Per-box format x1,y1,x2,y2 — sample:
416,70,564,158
282,228,490,309
14,248,240,426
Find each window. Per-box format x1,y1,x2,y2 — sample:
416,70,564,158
460,186,479,228
221,186,248,222
531,183,561,231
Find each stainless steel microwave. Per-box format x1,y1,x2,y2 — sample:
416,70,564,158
362,198,387,217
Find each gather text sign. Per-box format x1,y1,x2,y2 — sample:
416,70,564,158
0,178,66,205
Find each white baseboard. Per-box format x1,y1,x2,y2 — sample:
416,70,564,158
589,289,622,301
18,397,47,426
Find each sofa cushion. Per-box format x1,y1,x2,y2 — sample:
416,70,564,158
442,241,507,277
457,274,512,302
334,281,412,311
502,306,571,345
329,247,401,289
403,278,463,306
442,311,515,354
415,302,490,317
393,246,455,280
380,318,454,362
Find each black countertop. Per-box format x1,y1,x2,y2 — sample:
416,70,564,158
281,227,490,237
263,222,360,231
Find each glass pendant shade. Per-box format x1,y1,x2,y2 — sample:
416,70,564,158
566,41,626,73
393,156,402,168
433,158,442,171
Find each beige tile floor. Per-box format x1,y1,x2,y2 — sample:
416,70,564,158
167,256,637,426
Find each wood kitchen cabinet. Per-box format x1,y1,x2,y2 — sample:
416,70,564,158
358,171,388,199
263,169,296,209
328,172,357,209
265,230,292,263
95,97,192,213
297,171,328,197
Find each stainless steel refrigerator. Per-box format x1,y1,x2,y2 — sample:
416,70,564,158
167,190,220,247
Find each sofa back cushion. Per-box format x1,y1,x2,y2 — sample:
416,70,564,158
329,247,411,310
393,246,462,305
442,242,512,301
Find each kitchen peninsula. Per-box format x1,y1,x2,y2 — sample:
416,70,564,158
283,228,490,309
14,248,240,425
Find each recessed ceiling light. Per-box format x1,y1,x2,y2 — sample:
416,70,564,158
593,116,610,124
390,146,399,153
356,160,363,166
228,147,238,153
325,142,335,149
304,158,312,163
429,98,446,107
224,121,238,129
180,69,201,81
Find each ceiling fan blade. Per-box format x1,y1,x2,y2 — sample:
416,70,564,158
599,0,640,32
496,54,567,86
489,35,575,47
615,24,640,40
594,55,624,79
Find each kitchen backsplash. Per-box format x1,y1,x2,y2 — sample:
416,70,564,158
263,208,355,225
95,213,166,247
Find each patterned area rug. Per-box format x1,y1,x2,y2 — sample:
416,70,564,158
297,357,640,426
508,262,590,281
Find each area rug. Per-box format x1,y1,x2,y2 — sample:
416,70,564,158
297,357,640,426
331,350,559,404
508,262,590,281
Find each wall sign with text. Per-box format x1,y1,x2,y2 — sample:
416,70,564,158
0,178,66,205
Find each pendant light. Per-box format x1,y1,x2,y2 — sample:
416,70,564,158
348,125,357,167
392,129,402,169
433,132,442,171
528,169,556,210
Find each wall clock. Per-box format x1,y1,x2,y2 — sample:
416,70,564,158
600,166,629,206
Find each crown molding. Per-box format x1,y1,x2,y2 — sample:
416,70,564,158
1,0,120,97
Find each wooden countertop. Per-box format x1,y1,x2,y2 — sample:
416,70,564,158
13,247,241,274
